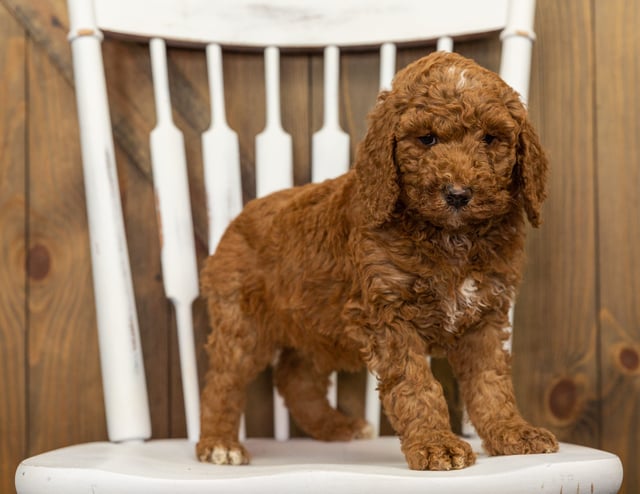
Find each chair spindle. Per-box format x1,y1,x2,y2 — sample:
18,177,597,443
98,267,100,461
256,46,293,198
311,45,350,184
203,43,243,254
437,36,454,52
149,37,201,443
67,0,151,443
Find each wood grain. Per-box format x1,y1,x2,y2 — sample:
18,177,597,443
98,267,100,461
2,0,72,80
26,38,107,454
595,1,640,492
513,0,599,448
0,5,26,493
2,0,166,205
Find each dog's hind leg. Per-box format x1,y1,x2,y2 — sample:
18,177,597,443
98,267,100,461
197,302,272,465
273,348,373,441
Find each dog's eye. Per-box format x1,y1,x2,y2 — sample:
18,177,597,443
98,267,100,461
482,134,497,145
418,134,438,147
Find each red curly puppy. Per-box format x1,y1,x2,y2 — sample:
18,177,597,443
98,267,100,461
197,51,559,470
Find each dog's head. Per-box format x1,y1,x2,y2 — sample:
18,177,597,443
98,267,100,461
355,51,548,230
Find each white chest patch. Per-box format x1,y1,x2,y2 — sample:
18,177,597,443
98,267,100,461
459,277,478,305
445,277,483,334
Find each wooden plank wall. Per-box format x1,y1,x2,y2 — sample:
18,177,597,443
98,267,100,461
594,0,640,481
0,4,26,489
0,0,637,493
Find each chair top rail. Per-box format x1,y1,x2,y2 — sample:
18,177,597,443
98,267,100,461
87,0,509,49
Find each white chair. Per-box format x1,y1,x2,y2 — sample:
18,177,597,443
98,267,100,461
15,0,623,493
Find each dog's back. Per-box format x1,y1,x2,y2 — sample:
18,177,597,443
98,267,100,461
200,171,362,366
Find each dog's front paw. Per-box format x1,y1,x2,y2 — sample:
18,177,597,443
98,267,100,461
402,432,476,470
197,438,250,465
482,421,559,456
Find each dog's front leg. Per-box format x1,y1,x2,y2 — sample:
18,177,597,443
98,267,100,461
367,337,476,470
448,323,559,456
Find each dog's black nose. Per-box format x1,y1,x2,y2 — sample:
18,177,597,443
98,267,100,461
444,185,472,209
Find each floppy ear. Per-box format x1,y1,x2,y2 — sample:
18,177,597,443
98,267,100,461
515,116,548,227
354,91,400,227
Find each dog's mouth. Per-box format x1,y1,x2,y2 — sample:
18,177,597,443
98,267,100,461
413,189,512,230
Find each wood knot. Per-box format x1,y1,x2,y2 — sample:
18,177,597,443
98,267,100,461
27,244,51,280
547,377,580,425
612,343,640,375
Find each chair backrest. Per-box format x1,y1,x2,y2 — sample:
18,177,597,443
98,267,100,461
66,0,537,444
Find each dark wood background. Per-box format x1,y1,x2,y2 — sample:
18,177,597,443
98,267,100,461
1,0,638,493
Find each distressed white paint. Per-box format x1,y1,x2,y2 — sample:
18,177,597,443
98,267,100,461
92,0,510,49
66,0,150,443
16,438,624,494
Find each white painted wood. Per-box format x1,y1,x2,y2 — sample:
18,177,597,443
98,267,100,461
311,45,350,184
273,389,290,441
203,44,243,254
379,43,397,91
173,302,200,442
327,372,338,409
461,407,477,438
499,0,536,103
364,372,380,437
149,38,200,443
255,46,293,198
93,0,510,49
66,0,151,443
16,438,624,494
437,36,454,52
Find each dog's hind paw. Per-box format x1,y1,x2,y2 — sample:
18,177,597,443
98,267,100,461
354,421,375,439
197,439,250,465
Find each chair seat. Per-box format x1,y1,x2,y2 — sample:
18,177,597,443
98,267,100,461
16,436,622,494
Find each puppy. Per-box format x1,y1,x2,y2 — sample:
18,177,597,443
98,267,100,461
197,51,558,470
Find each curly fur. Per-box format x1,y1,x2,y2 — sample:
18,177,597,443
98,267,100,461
197,52,558,470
